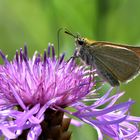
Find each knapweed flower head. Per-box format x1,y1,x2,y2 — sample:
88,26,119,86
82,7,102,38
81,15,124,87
0,45,140,140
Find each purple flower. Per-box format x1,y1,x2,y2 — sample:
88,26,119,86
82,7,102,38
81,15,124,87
0,45,140,140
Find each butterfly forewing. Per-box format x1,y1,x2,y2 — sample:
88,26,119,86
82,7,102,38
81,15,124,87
90,43,140,84
93,55,120,86
125,46,140,56
92,41,140,57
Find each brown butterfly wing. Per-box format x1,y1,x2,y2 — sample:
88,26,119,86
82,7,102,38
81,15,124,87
92,56,120,86
90,43,140,84
125,46,140,56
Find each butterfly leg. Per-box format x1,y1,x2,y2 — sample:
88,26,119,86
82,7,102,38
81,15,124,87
67,50,79,63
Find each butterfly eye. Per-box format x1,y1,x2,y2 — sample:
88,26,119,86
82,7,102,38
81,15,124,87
77,39,84,45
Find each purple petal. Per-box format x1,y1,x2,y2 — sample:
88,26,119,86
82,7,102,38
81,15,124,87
0,50,9,65
27,125,42,140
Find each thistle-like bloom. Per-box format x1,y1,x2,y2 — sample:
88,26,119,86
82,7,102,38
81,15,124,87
0,45,140,140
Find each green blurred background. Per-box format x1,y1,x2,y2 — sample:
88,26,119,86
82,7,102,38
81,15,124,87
0,0,140,139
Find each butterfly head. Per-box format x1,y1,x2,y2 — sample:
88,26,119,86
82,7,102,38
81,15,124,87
64,29,95,48
76,37,87,47
64,29,88,47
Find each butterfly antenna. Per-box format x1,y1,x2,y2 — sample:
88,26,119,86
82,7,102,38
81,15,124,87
57,27,63,58
64,28,77,38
